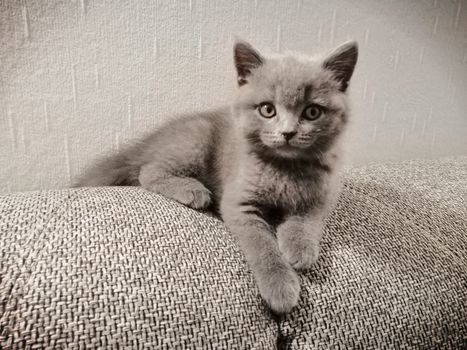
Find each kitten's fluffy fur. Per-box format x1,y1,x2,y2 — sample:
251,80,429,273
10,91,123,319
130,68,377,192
77,40,358,314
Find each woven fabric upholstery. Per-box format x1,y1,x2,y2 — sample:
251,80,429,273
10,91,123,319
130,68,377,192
1,157,466,349
281,157,467,349
0,189,276,349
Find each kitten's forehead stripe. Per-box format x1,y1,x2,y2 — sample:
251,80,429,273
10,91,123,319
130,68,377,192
304,85,313,101
274,58,313,107
275,84,314,109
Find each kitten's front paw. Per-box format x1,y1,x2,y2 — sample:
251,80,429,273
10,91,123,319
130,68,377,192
277,219,321,270
278,236,319,270
176,182,212,209
257,264,300,314
155,178,212,209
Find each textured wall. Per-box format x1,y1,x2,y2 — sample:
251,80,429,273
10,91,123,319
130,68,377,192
1,0,466,193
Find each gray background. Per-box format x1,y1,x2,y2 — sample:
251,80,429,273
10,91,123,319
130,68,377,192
1,0,466,193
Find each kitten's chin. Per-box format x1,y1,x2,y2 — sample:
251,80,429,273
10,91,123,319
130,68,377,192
272,145,304,159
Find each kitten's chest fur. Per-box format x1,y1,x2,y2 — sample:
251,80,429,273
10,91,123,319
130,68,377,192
220,156,334,228
246,159,330,214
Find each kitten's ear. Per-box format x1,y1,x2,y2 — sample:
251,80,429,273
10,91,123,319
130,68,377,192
234,40,264,86
323,41,358,92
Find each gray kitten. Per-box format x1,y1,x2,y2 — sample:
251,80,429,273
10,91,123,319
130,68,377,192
77,40,358,314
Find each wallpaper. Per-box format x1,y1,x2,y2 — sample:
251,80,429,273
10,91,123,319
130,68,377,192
1,0,466,193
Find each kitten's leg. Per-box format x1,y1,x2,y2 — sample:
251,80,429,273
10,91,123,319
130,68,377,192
139,162,212,209
222,202,300,314
277,214,324,270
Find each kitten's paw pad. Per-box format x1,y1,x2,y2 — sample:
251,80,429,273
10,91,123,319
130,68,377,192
258,266,300,314
279,237,319,271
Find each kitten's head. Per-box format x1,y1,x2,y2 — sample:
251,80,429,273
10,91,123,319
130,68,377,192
232,40,358,161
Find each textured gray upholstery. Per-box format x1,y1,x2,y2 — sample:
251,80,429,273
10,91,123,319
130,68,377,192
1,157,466,349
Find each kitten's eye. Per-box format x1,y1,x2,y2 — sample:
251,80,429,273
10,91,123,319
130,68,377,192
303,105,322,120
258,103,276,118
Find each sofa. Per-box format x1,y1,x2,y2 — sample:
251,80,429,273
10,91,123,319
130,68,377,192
1,157,466,349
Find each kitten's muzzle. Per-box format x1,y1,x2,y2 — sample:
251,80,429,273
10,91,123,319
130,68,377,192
282,131,297,142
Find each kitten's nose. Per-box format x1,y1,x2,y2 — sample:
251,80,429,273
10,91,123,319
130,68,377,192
282,131,297,141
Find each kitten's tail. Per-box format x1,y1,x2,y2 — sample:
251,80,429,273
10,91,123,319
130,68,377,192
74,152,140,188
